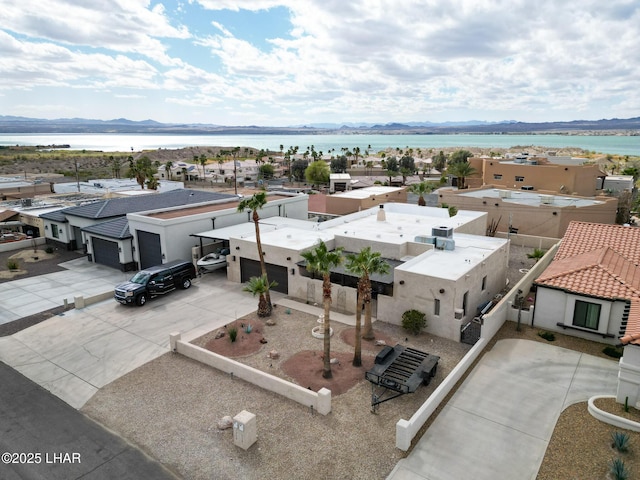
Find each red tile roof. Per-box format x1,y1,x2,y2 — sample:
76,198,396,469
535,221,640,345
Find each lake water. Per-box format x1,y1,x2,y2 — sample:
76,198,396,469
0,133,637,156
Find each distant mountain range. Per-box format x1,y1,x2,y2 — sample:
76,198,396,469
0,115,639,135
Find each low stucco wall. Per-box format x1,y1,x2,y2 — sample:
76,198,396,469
0,237,46,253
169,332,332,415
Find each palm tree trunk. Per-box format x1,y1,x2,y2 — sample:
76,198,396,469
352,287,363,367
322,276,332,379
362,278,375,340
253,213,272,315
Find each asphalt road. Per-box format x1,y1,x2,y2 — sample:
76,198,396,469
0,361,178,480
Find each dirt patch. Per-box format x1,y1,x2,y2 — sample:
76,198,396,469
340,327,397,350
204,320,266,357
281,350,374,396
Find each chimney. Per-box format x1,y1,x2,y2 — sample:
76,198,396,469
377,204,386,222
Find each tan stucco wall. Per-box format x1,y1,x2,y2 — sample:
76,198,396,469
438,190,617,237
325,188,407,215
468,158,604,196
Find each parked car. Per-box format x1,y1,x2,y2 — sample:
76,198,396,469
196,247,230,273
114,259,196,306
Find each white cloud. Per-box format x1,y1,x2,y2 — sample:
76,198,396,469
1,0,639,123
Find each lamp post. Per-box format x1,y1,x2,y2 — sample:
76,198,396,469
516,289,523,332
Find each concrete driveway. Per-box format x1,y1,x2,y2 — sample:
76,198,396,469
0,257,130,325
388,339,620,480
0,270,276,409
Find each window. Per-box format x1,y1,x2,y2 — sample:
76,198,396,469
572,300,601,330
51,224,59,239
493,174,502,180
434,299,440,316
515,176,525,182
462,291,468,316
482,276,487,290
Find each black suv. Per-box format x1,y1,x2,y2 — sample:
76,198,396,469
114,260,196,306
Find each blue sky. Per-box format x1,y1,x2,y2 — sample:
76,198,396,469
0,0,638,126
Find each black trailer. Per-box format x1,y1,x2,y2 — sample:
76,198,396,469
365,344,440,412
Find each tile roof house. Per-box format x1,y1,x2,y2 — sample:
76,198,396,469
531,221,640,408
39,189,238,271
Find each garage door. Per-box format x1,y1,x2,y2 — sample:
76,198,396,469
240,258,288,294
137,231,162,269
92,237,120,269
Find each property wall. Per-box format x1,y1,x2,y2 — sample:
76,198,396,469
532,288,621,345
170,333,332,415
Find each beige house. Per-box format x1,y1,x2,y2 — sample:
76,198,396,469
438,187,618,238
219,203,509,342
466,156,606,196
325,186,407,215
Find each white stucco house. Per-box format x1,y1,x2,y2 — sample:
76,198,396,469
209,203,509,342
531,221,640,407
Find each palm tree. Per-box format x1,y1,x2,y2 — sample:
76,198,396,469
408,181,436,206
447,161,476,190
345,248,390,360
243,275,278,317
237,192,273,316
164,161,173,180
527,248,546,263
301,241,344,379
199,154,207,181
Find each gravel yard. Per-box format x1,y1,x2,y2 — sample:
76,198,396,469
82,307,471,480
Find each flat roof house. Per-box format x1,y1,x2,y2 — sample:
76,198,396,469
220,203,509,342
439,187,618,237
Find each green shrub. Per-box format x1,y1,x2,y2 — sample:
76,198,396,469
603,346,624,359
537,331,555,342
401,309,427,336
612,431,631,453
228,325,238,343
45,246,54,254
608,457,630,480
6,259,19,270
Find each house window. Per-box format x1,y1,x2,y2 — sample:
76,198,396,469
434,299,440,316
515,176,525,182
493,174,502,180
51,224,59,239
462,291,468,316
572,300,601,330
482,276,487,290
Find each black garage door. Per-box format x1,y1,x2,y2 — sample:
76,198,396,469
137,231,162,269
92,237,120,269
240,258,288,294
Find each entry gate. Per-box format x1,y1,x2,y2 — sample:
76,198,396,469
460,317,482,345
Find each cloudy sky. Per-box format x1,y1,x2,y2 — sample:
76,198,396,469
1,0,638,126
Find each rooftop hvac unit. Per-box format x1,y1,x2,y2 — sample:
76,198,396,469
414,235,436,244
498,190,512,198
540,195,554,204
21,198,32,207
435,237,455,250
454,309,464,320
432,226,453,238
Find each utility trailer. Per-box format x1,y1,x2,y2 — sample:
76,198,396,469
365,344,439,412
